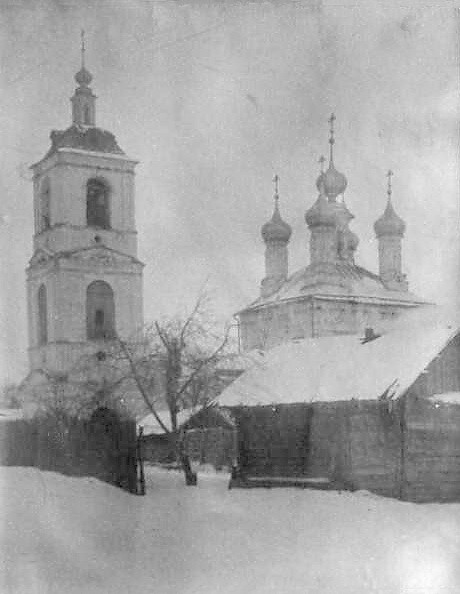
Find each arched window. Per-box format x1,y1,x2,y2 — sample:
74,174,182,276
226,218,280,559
40,178,51,231
86,179,110,229
38,284,48,345
86,281,116,340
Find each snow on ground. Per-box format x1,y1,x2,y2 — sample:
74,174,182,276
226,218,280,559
1,466,460,594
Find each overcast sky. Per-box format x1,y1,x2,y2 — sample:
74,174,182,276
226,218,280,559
0,0,459,383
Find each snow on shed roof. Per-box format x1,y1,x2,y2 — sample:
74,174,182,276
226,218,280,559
138,409,195,436
217,320,459,407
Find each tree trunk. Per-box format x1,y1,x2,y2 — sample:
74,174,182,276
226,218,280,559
176,430,197,486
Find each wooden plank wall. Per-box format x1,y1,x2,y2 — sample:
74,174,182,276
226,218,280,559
233,401,403,495
307,402,351,485
348,401,401,497
401,336,460,502
233,404,312,477
403,397,460,502
308,401,401,495
0,414,138,493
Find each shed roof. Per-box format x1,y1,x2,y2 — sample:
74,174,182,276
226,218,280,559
217,316,459,407
138,409,194,436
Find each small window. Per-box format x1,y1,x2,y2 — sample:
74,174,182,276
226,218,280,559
40,178,51,232
86,281,115,340
38,284,48,345
87,179,110,229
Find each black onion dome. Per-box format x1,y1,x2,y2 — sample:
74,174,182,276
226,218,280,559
374,200,406,237
45,125,125,158
261,202,292,243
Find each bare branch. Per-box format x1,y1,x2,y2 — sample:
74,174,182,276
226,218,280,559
176,324,230,400
178,289,206,349
117,337,170,434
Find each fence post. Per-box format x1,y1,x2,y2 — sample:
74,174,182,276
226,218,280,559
137,426,146,496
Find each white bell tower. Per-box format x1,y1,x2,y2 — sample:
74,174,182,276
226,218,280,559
26,36,144,374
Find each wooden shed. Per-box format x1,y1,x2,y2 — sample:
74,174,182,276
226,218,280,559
139,406,236,469
218,320,460,502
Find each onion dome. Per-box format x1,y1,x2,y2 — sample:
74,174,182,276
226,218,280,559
74,30,93,88
75,66,93,87
374,171,406,237
261,176,292,243
316,164,348,200
315,114,348,200
374,201,405,237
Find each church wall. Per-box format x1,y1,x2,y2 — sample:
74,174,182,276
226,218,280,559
239,298,408,350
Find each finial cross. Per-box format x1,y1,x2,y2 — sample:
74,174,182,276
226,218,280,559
81,29,86,68
328,113,336,145
273,174,280,199
386,169,393,198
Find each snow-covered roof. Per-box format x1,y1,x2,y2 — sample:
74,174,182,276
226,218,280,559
138,409,197,435
217,317,459,407
240,262,426,313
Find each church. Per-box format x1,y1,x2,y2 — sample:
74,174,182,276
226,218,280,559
237,114,427,352
24,47,426,383
26,44,143,377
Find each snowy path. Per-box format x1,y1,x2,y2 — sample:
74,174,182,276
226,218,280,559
1,466,460,593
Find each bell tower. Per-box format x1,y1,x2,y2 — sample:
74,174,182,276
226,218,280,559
26,36,144,374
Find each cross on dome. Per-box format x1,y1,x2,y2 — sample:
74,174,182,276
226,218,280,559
328,113,336,152
81,29,86,68
387,169,394,199
273,174,280,201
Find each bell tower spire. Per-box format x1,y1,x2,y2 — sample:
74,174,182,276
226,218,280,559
71,30,96,127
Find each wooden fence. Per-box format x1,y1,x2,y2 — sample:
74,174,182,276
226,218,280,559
0,407,139,494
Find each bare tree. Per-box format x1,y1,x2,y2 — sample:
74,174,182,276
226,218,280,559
116,292,231,484
21,292,232,485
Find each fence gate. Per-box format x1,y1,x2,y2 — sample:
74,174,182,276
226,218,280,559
83,407,138,493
